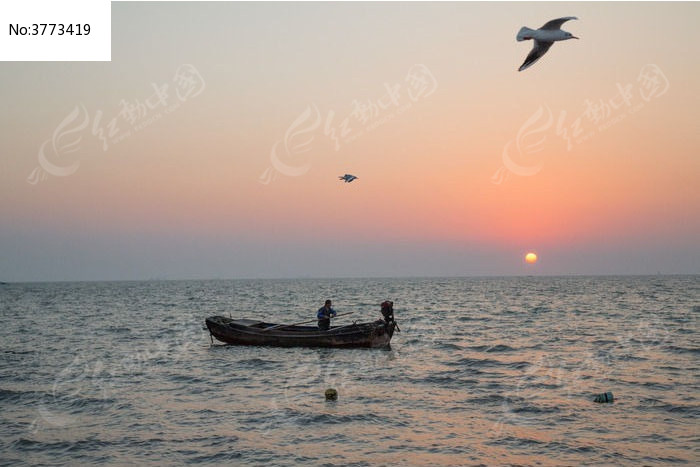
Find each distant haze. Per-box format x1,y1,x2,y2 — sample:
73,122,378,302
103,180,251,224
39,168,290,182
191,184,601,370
1,2,698,281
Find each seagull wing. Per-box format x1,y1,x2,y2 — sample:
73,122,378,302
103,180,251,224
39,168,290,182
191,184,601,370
540,16,578,30
518,40,553,71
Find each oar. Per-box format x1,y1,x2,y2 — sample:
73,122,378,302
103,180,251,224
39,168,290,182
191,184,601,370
261,312,355,332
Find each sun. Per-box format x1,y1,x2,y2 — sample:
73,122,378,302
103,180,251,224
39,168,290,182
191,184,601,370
525,252,538,264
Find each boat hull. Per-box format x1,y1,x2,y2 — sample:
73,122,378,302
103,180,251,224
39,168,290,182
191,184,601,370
205,316,396,349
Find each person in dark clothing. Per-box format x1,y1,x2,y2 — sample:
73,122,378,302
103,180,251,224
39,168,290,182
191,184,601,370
317,299,337,330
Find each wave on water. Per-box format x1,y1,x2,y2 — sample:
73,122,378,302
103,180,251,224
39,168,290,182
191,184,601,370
662,345,700,355
0,388,39,403
467,344,516,352
447,357,530,370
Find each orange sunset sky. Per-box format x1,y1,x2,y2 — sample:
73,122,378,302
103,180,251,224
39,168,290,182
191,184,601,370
1,2,698,280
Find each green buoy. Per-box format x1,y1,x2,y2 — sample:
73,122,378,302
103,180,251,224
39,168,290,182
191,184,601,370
593,391,614,403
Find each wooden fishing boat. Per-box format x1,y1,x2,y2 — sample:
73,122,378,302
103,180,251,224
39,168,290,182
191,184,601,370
205,301,398,349
205,316,396,348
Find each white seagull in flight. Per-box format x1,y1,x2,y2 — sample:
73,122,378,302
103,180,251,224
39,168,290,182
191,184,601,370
517,17,579,72
339,174,358,183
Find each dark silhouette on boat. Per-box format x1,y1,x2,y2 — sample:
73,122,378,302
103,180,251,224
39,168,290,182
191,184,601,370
205,301,398,349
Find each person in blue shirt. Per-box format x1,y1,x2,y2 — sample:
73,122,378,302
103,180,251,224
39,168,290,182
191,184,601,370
317,299,337,330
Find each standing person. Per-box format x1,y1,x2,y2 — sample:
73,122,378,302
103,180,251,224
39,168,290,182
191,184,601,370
317,299,337,330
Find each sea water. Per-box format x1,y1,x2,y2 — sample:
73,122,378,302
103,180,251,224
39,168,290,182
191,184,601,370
1,276,698,465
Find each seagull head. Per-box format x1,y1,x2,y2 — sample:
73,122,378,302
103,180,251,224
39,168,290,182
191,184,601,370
565,31,579,40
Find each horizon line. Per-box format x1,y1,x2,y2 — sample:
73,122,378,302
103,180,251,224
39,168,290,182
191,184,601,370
2,272,698,285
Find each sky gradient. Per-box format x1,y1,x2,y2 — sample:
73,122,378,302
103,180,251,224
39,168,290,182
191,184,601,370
1,2,699,281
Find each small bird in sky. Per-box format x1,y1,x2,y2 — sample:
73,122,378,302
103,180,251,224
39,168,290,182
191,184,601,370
517,17,579,72
339,174,358,183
